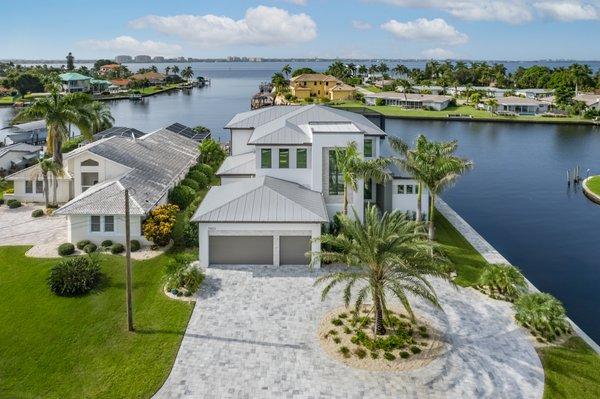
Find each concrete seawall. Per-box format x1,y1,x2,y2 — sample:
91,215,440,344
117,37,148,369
436,197,600,354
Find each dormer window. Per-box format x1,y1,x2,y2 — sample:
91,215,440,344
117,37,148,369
81,159,99,167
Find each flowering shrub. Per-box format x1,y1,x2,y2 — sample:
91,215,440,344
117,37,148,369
143,204,179,246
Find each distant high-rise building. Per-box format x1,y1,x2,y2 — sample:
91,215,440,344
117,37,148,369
153,56,165,62
176,56,186,62
115,55,133,63
134,55,152,63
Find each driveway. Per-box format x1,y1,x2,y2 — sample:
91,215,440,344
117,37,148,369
155,265,544,399
0,204,66,245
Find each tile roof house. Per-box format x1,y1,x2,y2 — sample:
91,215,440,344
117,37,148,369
575,93,600,110
0,143,41,176
192,105,428,268
494,96,551,115
130,72,166,84
290,74,356,101
6,127,200,246
364,92,453,111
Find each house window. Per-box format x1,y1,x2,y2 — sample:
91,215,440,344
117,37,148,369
261,148,272,168
397,184,405,194
81,172,99,192
328,150,344,195
25,181,33,193
35,180,44,193
406,185,414,194
81,159,99,167
364,139,373,157
91,216,101,232
364,179,372,200
104,216,114,232
279,149,289,168
296,148,307,168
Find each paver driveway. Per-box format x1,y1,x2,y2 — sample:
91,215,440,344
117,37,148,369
0,204,66,245
155,265,544,399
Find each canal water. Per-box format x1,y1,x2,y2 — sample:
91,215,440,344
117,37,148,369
1,62,600,342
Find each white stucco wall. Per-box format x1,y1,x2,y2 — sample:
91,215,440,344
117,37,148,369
254,145,312,188
230,129,254,155
71,153,130,197
67,214,150,245
11,178,71,204
198,222,321,268
392,179,430,219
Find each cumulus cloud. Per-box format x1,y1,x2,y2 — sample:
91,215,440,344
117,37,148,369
352,20,373,30
534,1,599,20
78,35,182,56
381,18,468,45
129,6,317,47
371,0,600,23
422,48,455,59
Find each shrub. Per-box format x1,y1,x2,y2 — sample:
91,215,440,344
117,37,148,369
7,199,21,209
130,240,141,252
83,243,97,254
169,185,196,210
143,204,179,246
111,243,125,254
47,256,101,296
199,139,227,171
187,170,209,188
370,351,379,359
339,346,351,358
399,351,410,359
328,329,338,336
478,263,528,301
343,326,352,334
58,243,75,256
0,198,4,205
101,240,113,247
354,348,367,359
305,97,314,103
195,163,214,179
338,312,348,319
333,337,341,344
61,136,86,154
165,253,205,294
514,293,571,341
182,222,199,247
331,318,343,326
31,209,44,217
76,240,91,250
410,346,422,354
383,352,396,361
180,178,199,191
375,98,385,106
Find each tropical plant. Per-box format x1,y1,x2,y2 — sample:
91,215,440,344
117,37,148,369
313,205,450,335
478,263,528,301
199,139,227,171
181,66,194,80
57,242,75,256
171,65,180,75
282,64,292,78
332,141,390,214
88,101,114,134
169,185,196,210
37,158,56,208
397,79,412,101
271,72,288,95
514,292,571,341
164,66,171,76
143,204,179,246
12,91,97,167
47,255,102,296
164,253,204,294
388,136,426,221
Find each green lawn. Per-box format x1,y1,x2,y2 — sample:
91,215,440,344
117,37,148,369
0,246,194,399
137,84,179,96
585,175,600,196
434,209,600,397
361,85,382,93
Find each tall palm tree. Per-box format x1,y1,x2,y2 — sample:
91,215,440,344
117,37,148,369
388,136,426,221
12,91,95,167
333,141,390,215
282,64,292,78
411,135,473,240
397,79,412,101
171,65,180,75
181,66,194,80
164,66,171,76
313,205,450,335
358,65,368,77
271,72,288,95
88,101,114,134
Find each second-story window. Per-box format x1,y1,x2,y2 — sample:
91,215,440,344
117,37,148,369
364,139,373,157
328,150,344,195
279,149,289,168
296,148,307,168
261,148,272,168
364,179,373,200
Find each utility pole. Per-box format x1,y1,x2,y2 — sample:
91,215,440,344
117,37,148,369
125,189,134,332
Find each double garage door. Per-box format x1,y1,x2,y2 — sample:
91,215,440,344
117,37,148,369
209,235,310,265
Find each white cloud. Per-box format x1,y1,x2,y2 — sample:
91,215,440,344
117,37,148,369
422,48,455,59
381,18,468,45
371,0,600,23
352,20,373,30
129,6,317,47
281,0,308,4
78,35,182,56
534,1,599,20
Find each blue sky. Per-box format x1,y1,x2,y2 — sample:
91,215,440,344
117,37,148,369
2,0,600,60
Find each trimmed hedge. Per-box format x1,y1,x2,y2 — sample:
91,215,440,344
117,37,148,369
168,185,196,210
76,240,91,250
47,256,102,296
187,170,208,189
111,243,125,254
195,163,214,178
130,240,141,252
101,240,113,248
180,178,199,191
31,209,44,218
83,243,97,254
7,199,21,209
58,243,75,256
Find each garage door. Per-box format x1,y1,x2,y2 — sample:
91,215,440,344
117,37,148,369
280,236,311,265
209,236,273,265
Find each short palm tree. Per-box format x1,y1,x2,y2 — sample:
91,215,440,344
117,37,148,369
411,135,473,240
478,263,527,301
313,205,450,335
165,66,171,76
281,64,292,78
12,91,95,167
181,66,194,80
88,101,114,134
388,136,426,221
271,72,288,95
171,65,180,75
397,79,412,101
332,141,390,215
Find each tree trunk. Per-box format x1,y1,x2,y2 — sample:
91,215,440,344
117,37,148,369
428,193,436,240
373,294,386,336
42,173,49,208
343,187,348,215
52,174,58,206
416,181,422,221
53,136,63,168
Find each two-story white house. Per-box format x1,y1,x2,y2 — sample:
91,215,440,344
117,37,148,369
6,127,199,246
192,105,427,268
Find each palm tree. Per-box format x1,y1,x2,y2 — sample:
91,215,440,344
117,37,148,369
149,65,158,73
313,205,450,335
51,165,64,206
164,66,171,76
332,141,390,215
88,101,114,134
393,64,409,77
181,66,194,80
171,65,180,75
38,158,55,208
410,135,473,240
12,91,95,167
486,98,498,114
397,79,412,101
388,136,426,221
271,72,288,95
282,64,292,78
358,65,368,77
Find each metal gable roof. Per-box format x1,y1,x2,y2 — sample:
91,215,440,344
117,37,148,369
216,152,256,176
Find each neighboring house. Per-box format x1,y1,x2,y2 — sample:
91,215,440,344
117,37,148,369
59,72,91,93
94,126,146,140
193,105,428,268
290,74,356,101
165,123,211,142
130,72,166,85
0,143,41,176
99,64,121,76
364,92,453,111
6,128,200,245
575,93,600,111
3,120,47,146
514,88,554,99
492,96,550,115
89,79,111,93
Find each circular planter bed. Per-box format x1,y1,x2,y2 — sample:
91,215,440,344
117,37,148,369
318,306,444,371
